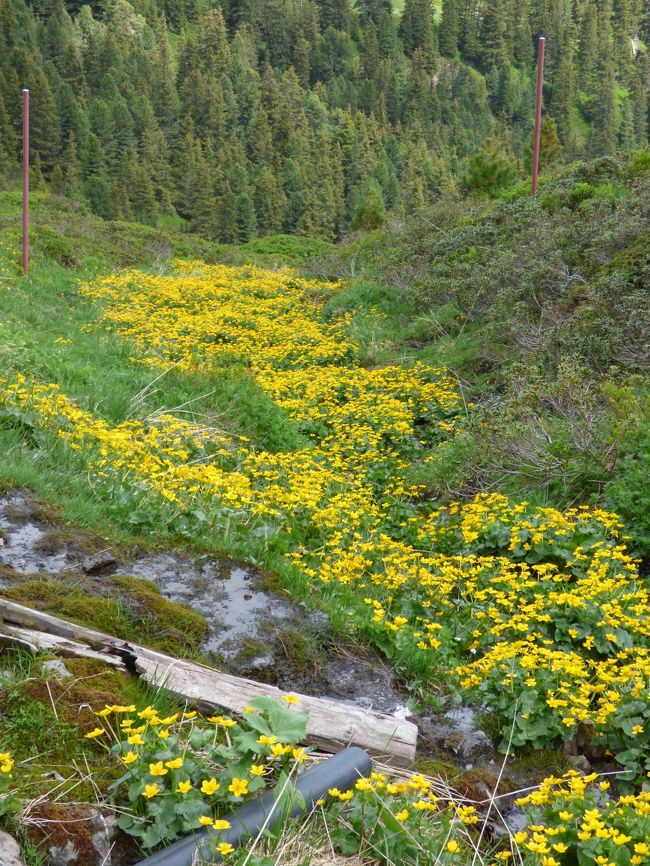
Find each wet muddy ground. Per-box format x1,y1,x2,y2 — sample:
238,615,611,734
0,490,405,712
1,489,578,813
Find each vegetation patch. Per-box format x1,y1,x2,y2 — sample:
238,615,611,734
2,575,208,656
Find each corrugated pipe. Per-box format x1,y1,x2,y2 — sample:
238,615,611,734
135,747,372,866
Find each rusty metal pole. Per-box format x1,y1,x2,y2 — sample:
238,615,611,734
22,87,30,278
531,37,546,196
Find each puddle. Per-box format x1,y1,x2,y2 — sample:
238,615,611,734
112,552,319,666
0,492,70,576
0,491,405,713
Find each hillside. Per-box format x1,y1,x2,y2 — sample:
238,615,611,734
0,150,649,864
1,0,649,243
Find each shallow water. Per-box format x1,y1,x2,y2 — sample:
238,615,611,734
0,491,406,713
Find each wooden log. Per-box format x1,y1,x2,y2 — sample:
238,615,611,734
0,624,127,669
0,598,417,766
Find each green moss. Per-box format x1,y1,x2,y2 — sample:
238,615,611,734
3,574,208,656
33,527,107,556
512,747,571,780
0,654,180,804
413,754,460,778
111,574,209,654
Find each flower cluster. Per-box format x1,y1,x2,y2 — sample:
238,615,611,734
324,770,476,863
1,262,648,778
84,695,308,849
0,750,19,817
512,770,650,866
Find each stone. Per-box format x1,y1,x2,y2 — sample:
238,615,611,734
82,551,117,574
0,830,27,866
25,803,139,866
417,708,496,763
491,807,528,838
41,660,73,681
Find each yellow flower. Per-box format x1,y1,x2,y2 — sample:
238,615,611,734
213,820,231,831
446,841,459,853
243,705,254,713
257,735,277,745
217,843,234,856
94,706,114,718
122,751,138,765
128,734,144,746
228,778,249,797
283,694,299,704
0,759,14,773
138,706,157,720
250,765,265,777
177,780,192,794
199,816,214,827
165,758,183,769
182,711,197,720
270,744,290,757
158,729,170,740
292,747,306,762
149,761,168,777
144,783,159,799
85,728,106,739
395,809,409,822
160,714,179,725
201,778,220,796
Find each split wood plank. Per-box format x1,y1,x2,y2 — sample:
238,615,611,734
0,598,417,766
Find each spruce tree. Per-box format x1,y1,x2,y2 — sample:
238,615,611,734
350,180,386,231
439,0,460,57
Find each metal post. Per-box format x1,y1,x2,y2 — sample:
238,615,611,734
22,87,30,278
531,37,545,196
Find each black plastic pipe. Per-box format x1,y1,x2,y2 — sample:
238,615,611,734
135,747,372,866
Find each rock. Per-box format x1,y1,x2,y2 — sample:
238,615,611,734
247,654,276,673
82,551,117,574
491,807,528,839
25,803,139,866
41,660,73,681
0,830,27,866
417,710,496,763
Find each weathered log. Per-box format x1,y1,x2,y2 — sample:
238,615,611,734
0,624,127,669
0,598,417,766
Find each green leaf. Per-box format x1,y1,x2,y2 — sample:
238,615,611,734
331,827,360,855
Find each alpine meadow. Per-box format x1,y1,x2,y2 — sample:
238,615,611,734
1,2,650,866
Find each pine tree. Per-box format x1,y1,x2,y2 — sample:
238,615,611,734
465,138,518,195
254,165,287,234
350,180,386,230
524,116,563,171
400,0,436,70
589,0,618,156
318,0,351,32
25,68,62,174
439,0,460,57
478,0,508,71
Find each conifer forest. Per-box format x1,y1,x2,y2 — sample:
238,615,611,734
1,0,649,239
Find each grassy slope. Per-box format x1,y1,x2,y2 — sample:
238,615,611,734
1,160,649,865
323,154,650,559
